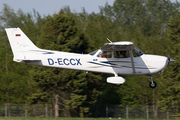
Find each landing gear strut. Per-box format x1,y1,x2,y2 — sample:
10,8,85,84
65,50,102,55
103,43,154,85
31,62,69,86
148,76,156,88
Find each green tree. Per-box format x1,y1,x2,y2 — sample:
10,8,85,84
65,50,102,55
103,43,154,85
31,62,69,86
159,14,180,112
0,4,44,104
30,10,102,117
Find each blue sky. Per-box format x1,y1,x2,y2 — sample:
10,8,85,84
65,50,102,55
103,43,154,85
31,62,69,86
1,0,115,16
0,0,179,16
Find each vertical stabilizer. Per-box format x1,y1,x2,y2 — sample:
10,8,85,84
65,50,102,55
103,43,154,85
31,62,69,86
5,28,40,62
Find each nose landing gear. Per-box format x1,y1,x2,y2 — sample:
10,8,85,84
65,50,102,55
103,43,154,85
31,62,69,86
148,76,157,88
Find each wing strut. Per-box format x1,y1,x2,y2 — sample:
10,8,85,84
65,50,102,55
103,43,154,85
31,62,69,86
129,49,136,74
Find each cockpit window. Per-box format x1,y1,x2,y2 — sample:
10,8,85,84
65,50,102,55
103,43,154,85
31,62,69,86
132,47,144,57
89,50,98,55
114,51,129,58
97,51,112,58
134,47,144,56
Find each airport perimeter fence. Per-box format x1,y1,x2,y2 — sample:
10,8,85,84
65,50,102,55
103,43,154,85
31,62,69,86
106,105,178,119
0,104,54,117
0,104,179,119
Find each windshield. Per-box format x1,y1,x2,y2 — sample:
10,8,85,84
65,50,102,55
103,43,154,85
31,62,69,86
134,47,144,56
89,50,98,55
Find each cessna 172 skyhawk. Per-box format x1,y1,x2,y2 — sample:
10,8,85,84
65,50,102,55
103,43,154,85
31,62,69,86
5,27,175,88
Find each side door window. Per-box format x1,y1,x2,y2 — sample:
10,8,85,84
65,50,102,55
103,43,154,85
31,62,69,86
97,51,112,58
114,51,129,58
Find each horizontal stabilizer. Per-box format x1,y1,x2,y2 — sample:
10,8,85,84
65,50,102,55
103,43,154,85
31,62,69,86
14,59,41,63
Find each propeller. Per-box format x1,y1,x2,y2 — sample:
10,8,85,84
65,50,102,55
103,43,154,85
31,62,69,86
168,52,170,69
167,52,175,69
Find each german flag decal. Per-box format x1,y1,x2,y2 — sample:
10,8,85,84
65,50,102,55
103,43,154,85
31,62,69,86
15,34,21,37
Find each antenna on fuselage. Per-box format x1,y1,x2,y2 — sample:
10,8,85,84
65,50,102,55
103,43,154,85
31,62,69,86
107,38,112,43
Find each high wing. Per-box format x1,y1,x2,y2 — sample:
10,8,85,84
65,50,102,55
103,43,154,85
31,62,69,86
101,42,134,51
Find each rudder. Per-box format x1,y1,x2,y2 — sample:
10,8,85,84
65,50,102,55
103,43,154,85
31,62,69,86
5,28,40,62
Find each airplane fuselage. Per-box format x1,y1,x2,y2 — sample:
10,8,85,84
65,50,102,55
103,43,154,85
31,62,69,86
22,50,168,76
5,27,174,88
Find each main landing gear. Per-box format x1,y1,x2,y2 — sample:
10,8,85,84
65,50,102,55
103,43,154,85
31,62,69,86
148,76,157,88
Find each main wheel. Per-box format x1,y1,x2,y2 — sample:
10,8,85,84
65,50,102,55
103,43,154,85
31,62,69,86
149,81,156,88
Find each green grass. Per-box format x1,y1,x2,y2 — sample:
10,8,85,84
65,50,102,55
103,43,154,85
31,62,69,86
0,118,175,120
0,118,113,120
0,118,109,120
0,118,127,120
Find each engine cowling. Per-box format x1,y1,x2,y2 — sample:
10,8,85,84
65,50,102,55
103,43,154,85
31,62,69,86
107,76,126,85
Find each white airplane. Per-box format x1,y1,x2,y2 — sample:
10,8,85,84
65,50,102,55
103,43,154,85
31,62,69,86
5,27,175,88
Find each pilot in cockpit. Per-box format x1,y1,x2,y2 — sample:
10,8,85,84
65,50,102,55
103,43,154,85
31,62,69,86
116,51,127,58
120,51,127,58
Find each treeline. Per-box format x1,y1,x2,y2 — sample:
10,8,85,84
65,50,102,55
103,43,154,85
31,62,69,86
0,0,180,118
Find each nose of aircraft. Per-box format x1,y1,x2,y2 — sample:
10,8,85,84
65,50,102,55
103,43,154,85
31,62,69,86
167,53,175,63
166,57,175,70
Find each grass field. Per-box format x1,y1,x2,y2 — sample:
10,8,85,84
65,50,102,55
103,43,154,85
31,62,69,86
0,118,119,120
0,118,120,120
0,118,171,120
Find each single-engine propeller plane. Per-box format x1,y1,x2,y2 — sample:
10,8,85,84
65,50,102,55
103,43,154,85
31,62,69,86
5,27,175,88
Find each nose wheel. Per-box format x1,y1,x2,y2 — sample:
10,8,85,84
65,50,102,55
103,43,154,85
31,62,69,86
148,76,156,88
